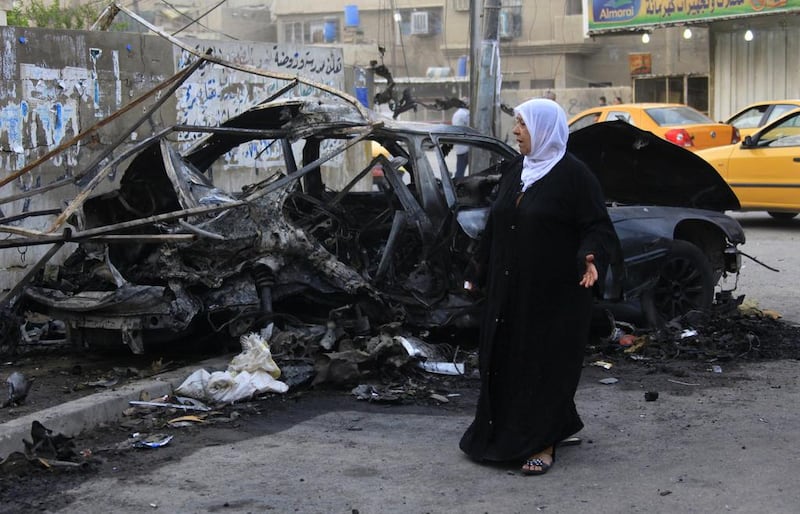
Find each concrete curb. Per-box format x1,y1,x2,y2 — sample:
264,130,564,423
0,355,230,459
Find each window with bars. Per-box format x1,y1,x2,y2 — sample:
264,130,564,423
308,22,325,43
411,11,430,35
283,19,340,44
284,21,303,44
530,79,555,89
396,8,443,36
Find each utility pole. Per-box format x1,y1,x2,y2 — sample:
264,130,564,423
470,0,501,172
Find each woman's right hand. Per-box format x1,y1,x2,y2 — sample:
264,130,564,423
579,254,598,288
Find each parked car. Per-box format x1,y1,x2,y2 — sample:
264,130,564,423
568,103,741,151
17,100,745,354
697,107,800,220
724,100,800,138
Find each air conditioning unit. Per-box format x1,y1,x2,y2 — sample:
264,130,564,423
498,11,513,39
411,11,430,35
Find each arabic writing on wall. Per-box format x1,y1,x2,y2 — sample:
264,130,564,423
174,41,345,168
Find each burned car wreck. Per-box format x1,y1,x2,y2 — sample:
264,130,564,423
9,95,745,355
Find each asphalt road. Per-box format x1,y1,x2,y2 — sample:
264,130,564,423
2,209,799,514
16,360,800,514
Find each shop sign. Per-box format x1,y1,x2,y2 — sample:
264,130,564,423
586,0,800,34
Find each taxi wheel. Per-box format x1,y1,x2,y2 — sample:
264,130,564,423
642,240,714,327
767,211,798,220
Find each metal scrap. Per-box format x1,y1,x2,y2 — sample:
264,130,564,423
128,396,211,412
3,371,34,407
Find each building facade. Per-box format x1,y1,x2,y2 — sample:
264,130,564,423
267,1,710,111
584,0,800,120
6,1,792,119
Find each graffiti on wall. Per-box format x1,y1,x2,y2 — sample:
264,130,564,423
0,49,127,175
1,34,346,199
174,41,345,168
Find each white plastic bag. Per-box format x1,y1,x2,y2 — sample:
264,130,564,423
174,333,288,404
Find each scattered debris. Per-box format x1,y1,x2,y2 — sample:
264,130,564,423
599,377,619,385
667,379,700,386
131,433,174,449
591,361,614,370
83,377,119,388
351,384,401,403
175,333,288,404
592,307,800,365
397,336,465,376
167,415,206,428
22,421,75,461
0,421,94,476
418,361,465,375
3,371,34,407
644,391,659,401
128,396,211,412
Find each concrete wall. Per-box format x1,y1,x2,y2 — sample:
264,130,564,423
712,22,800,121
0,26,345,291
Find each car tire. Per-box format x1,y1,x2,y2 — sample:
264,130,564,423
767,211,798,220
641,240,714,327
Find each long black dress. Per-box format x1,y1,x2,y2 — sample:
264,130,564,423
460,152,620,463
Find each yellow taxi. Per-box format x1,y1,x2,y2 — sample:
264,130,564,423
724,100,800,138
696,108,800,219
568,103,740,151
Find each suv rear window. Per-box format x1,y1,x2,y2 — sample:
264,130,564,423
646,106,713,126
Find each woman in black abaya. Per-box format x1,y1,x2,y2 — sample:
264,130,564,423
460,98,621,475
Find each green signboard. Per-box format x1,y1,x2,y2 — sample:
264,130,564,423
586,0,800,34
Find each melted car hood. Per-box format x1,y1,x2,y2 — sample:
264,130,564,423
568,121,740,211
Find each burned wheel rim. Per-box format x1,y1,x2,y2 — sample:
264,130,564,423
642,240,714,326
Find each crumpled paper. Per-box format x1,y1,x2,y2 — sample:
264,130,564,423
176,333,288,404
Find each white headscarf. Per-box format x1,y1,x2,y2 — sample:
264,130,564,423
514,98,569,192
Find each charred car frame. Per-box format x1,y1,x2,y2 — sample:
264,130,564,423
1,60,745,354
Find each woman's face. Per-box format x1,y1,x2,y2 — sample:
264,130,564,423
513,114,531,155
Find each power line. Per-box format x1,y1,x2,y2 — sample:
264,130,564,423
171,0,228,37
390,0,410,78
153,0,239,40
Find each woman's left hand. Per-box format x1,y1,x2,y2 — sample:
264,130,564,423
579,254,598,288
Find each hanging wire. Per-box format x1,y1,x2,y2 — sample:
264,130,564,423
390,0,411,79
440,0,453,72
377,0,388,61
552,0,566,88
171,0,228,36
153,0,239,40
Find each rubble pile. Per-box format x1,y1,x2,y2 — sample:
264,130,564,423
0,421,94,476
596,307,800,363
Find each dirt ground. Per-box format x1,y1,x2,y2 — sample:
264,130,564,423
1,308,799,513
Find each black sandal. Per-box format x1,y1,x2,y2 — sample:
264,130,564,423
521,447,556,476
